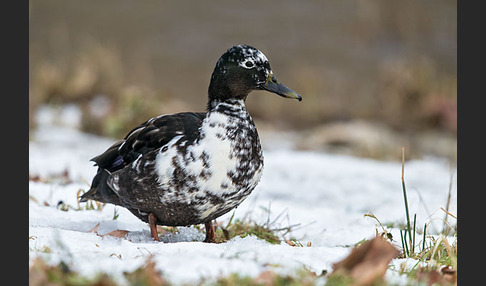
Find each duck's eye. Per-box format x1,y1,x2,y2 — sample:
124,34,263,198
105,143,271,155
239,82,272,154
245,61,254,68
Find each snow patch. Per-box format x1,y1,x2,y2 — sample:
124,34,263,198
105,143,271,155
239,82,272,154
29,121,456,285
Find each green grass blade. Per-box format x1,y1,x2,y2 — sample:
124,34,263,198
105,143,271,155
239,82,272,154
422,223,427,252
412,213,416,254
401,147,413,256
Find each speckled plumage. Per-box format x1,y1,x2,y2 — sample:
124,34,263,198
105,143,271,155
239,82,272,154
80,44,301,242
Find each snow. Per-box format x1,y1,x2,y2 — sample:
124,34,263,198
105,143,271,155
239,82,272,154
29,107,456,285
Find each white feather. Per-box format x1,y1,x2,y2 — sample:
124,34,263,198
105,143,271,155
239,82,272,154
154,135,183,187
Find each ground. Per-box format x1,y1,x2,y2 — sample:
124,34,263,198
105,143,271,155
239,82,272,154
29,108,456,285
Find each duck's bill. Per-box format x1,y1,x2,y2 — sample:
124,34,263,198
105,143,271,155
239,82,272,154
260,74,302,101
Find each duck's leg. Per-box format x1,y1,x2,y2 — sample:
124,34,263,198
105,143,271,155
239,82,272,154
148,213,160,242
203,221,216,243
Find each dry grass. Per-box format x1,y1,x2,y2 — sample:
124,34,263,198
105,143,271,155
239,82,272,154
364,148,457,284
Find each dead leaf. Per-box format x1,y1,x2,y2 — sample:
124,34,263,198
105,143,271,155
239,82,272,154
441,266,457,285
417,269,442,285
417,267,456,286
88,222,129,238
285,239,296,246
155,225,169,236
331,236,400,286
103,230,129,238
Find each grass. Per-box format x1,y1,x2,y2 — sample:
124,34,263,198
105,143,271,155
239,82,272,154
397,148,456,265
215,216,281,244
29,258,118,286
209,204,304,245
400,147,415,256
213,211,282,244
29,257,322,286
30,256,170,286
364,147,457,284
214,268,322,286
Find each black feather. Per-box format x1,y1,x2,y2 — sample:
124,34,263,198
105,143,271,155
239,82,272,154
80,112,206,203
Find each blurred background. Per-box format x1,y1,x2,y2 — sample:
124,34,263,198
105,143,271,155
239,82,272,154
29,0,456,163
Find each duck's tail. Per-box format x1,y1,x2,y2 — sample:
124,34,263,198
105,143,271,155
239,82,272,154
79,168,121,205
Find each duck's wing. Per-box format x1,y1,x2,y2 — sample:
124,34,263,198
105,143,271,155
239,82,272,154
92,112,207,172
80,112,206,204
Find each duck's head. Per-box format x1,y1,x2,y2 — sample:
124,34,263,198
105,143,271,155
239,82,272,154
208,44,302,108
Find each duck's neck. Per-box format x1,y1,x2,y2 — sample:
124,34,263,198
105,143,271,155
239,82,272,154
207,70,251,111
207,98,246,113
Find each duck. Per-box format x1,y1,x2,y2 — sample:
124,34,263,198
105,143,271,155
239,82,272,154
80,44,302,243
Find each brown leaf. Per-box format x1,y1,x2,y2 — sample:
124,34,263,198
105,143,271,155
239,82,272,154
88,223,129,238
441,266,457,285
155,225,169,236
285,239,296,247
417,267,457,286
331,236,400,286
417,269,442,286
102,230,129,238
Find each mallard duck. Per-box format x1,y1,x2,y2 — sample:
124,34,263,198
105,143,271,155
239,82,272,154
80,44,302,242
